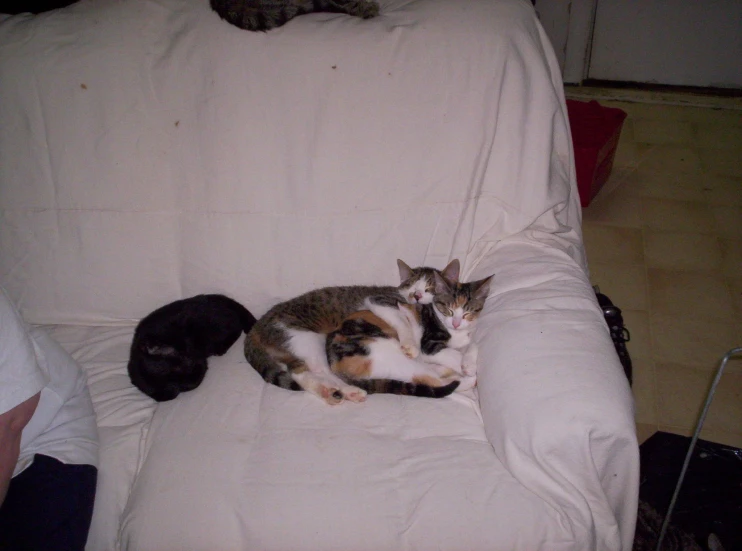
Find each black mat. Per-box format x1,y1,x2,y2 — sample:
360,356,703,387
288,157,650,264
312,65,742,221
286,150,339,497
639,431,742,550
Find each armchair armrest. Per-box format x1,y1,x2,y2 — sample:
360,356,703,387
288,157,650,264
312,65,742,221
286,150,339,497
469,236,639,551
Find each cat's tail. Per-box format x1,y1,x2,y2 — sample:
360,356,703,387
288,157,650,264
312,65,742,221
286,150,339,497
348,378,460,398
244,331,302,391
235,303,257,334
211,294,257,334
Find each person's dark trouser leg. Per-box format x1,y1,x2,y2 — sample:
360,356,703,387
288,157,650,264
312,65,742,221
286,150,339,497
0,454,97,551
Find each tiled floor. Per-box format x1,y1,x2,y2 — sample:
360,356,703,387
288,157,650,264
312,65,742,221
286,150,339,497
566,87,742,448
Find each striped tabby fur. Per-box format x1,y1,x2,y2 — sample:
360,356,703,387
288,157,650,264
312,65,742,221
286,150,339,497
210,0,380,31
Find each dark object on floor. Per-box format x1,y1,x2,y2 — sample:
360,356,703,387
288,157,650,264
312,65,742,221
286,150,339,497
637,432,741,551
594,287,633,385
567,99,627,207
634,499,704,551
0,0,78,14
128,294,257,401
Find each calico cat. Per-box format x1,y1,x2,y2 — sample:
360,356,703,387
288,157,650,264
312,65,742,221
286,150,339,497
244,261,463,405
210,0,380,31
419,270,494,380
326,268,493,396
128,294,256,402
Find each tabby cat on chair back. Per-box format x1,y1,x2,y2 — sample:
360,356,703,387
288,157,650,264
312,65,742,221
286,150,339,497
244,259,493,405
210,0,380,31
128,294,256,402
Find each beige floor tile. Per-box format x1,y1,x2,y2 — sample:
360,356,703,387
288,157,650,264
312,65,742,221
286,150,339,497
626,169,706,202
609,103,689,123
711,205,742,238
632,358,658,424
618,117,635,141
592,166,638,199
702,174,742,206
589,264,648,311
582,224,644,264
644,231,723,272
648,269,736,322
650,312,742,371
623,310,652,361
656,363,742,434
680,106,742,126
719,239,742,278
694,124,742,151
640,198,716,233
635,423,658,444
582,188,643,228
612,141,640,169
636,145,703,175
700,148,742,178
727,277,742,316
633,118,693,145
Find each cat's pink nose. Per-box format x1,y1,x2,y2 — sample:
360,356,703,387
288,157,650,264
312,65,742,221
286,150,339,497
453,319,461,329
413,291,423,301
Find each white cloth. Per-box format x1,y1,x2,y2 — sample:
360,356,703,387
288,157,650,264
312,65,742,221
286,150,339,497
0,287,98,476
0,287,47,416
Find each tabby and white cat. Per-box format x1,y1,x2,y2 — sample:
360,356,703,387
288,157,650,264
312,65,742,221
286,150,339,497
210,0,380,31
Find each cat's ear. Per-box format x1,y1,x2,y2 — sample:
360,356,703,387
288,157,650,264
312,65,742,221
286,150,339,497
397,259,413,282
145,344,177,356
470,275,494,301
441,259,460,282
433,271,453,295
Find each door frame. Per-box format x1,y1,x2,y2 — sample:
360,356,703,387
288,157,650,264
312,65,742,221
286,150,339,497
535,0,597,84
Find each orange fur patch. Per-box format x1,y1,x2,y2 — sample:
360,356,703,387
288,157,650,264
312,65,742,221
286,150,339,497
333,357,372,379
412,374,444,387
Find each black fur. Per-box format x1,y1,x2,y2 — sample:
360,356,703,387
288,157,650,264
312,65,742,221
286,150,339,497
419,304,450,355
128,294,256,402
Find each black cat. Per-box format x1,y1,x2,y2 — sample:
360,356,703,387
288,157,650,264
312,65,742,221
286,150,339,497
128,294,256,402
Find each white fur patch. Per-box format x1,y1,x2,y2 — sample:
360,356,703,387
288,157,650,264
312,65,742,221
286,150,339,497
283,325,330,374
365,339,454,383
399,279,434,305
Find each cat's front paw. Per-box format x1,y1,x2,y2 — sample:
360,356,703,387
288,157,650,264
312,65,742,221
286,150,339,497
461,347,478,377
320,385,346,406
401,342,419,359
462,359,478,377
456,375,477,392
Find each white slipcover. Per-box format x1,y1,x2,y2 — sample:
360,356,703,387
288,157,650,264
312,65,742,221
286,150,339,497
0,0,639,549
